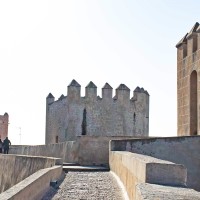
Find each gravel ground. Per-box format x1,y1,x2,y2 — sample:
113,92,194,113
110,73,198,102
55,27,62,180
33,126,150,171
41,171,125,200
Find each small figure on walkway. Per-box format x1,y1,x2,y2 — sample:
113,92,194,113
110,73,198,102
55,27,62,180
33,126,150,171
3,137,11,154
0,139,3,153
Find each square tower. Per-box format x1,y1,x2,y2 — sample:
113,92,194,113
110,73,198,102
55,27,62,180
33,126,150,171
0,113,9,140
176,22,200,136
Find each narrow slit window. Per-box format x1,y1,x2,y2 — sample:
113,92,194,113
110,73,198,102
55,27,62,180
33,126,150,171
82,108,87,135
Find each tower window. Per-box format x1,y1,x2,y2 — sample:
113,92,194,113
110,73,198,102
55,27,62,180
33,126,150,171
55,136,58,143
133,112,136,123
82,108,87,135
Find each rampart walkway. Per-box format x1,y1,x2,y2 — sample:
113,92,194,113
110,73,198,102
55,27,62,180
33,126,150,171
42,171,125,200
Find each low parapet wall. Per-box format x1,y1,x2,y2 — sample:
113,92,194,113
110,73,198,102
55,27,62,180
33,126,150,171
109,151,187,200
110,136,200,191
10,140,78,164
77,136,138,165
77,136,110,165
10,136,143,165
0,166,63,200
0,154,62,193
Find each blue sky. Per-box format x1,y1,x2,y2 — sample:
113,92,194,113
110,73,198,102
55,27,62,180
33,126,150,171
0,0,199,144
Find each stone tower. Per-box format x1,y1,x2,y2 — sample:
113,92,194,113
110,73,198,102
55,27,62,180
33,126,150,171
0,113,9,140
45,79,149,144
176,22,200,136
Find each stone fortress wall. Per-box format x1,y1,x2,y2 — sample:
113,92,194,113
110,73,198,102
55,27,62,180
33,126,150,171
3,23,200,200
176,22,200,136
45,79,149,144
10,136,149,166
109,137,200,200
9,135,200,200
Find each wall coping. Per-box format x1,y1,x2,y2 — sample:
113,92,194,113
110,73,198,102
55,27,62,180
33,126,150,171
110,135,200,151
0,154,63,165
0,166,63,200
109,151,187,199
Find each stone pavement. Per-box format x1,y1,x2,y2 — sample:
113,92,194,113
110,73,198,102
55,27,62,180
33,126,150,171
42,171,125,200
136,183,200,200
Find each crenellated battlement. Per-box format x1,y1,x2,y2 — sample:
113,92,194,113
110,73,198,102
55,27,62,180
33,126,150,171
176,22,200,60
46,79,149,103
45,79,149,143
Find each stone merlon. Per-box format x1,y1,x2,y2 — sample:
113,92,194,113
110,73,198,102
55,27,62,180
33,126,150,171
58,94,65,100
102,83,113,99
176,22,200,48
176,33,188,48
4,113,8,117
86,81,97,88
46,93,54,99
68,79,81,87
134,86,149,96
103,83,113,89
186,22,199,39
116,84,130,91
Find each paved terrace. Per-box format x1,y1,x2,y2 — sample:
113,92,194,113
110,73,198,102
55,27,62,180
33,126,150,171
42,170,126,200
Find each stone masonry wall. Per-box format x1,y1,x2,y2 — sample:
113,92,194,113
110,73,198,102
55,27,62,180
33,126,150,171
10,136,144,165
10,140,78,164
45,80,149,144
109,151,187,200
0,166,63,200
110,136,200,191
0,154,61,193
176,22,200,136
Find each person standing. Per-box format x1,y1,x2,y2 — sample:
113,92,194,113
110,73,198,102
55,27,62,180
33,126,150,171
3,137,11,154
0,139,3,153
